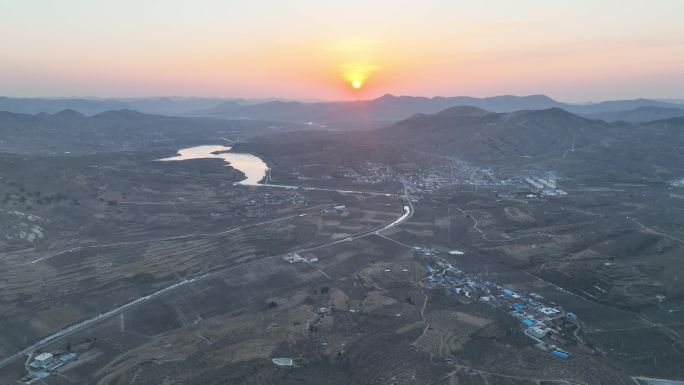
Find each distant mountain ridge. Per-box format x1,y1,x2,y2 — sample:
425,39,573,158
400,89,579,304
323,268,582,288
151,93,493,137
0,97,262,116
3,95,682,125
0,109,234,154
195,94,684,124
198,94,564,121
583,106,684,123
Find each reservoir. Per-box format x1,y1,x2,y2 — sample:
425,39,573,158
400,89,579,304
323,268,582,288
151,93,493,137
159,145,268,186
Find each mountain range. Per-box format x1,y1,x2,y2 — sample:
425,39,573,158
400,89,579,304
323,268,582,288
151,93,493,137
2,103,683,183
0,109,233,154
195,94,684,124
2,95,684,125
0,96,273,116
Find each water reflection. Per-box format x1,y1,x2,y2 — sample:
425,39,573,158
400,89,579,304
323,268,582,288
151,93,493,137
159,145,268,186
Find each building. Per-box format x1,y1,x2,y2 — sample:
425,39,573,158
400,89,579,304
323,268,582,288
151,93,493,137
29,353,54,369
540,307,560,316
529,326,548,338
272,357,294,367
59,353,78,363
44,360,65,372
502,289,521,299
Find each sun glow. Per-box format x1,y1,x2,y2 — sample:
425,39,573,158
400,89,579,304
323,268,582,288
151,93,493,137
341,63,377,92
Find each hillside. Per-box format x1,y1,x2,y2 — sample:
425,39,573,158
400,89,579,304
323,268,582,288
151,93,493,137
0,110,266,154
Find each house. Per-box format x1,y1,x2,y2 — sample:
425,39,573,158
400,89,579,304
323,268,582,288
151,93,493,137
540,307,560,316
529,326,548,338
35,352,53,364
272,357,294,367
502,289,521,299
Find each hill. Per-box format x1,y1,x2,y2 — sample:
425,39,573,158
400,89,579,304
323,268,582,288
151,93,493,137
380,107,614,162
0,110,239,154
0,97,234,115
583,106,684,122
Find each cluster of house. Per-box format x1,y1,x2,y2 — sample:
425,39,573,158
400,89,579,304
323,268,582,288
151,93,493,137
422,253,582,360
23,352,77,383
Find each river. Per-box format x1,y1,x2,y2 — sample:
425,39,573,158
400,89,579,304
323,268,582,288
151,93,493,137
159,145,268,186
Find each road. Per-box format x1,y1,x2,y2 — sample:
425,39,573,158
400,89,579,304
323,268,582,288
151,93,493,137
263,182,397,197
6,208,324,268
0,188,413,370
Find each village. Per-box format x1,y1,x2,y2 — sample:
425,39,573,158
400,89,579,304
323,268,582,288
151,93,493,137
418,246,590,360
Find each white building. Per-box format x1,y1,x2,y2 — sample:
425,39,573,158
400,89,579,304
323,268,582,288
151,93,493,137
529,326,548,338
272,357,294,367
540,307,560,316
31,352,54,368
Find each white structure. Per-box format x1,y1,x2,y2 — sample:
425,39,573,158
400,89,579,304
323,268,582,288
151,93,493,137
272,357,294,367
32,352,54,368
529,326,548,338
540,307,560,316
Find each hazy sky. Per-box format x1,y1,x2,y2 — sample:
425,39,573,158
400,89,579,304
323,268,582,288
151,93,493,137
2,0,683,101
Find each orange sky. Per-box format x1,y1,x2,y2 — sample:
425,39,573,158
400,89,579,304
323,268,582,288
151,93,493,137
1,0,683,101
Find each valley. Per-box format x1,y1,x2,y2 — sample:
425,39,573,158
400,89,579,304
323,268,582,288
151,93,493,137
0,103,683,385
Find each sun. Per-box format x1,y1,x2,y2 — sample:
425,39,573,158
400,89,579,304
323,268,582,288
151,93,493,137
352,80,363,89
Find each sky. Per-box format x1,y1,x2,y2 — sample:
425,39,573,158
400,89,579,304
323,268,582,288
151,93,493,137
1,0,683,101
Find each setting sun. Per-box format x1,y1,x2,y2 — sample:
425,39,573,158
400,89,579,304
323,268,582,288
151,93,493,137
352,80,362,89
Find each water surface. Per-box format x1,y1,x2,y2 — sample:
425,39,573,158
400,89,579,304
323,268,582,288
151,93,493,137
159,145,268,186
